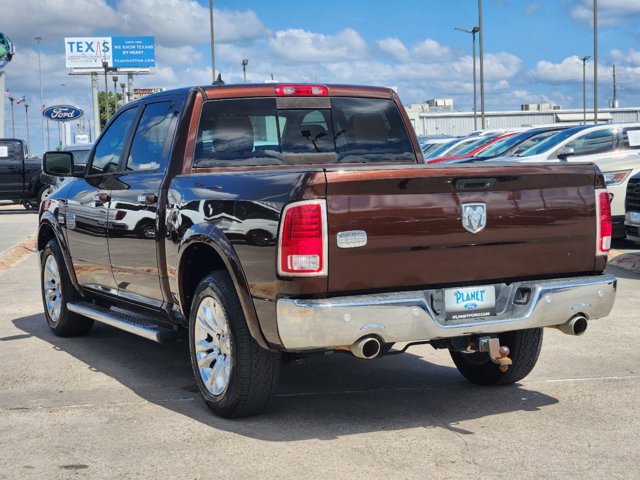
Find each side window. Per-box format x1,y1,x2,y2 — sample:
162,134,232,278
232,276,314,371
90,107,138,175
126,101,177,172
563,129,615,156
620,128,640,149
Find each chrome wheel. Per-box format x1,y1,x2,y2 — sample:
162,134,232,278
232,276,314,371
43,253,62,323
194,296,232,397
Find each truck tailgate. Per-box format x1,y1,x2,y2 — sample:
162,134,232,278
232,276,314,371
325,164,599,294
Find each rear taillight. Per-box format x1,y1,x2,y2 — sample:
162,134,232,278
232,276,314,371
275,85,329,96
278,200,327,276
114,210,127,221
595,189,611,256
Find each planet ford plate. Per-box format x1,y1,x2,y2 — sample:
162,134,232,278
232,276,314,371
444,285,496,321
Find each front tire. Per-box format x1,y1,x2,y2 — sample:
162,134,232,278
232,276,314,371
40,239,94,336
449,328,543,385
189,271,279,418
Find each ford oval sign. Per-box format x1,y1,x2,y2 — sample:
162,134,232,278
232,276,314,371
42,105,83,122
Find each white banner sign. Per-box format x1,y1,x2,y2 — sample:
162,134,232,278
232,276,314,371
65,37,112,68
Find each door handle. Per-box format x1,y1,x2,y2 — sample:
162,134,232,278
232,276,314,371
93,193,110,203
137,193,157,205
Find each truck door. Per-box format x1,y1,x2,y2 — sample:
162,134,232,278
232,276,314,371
65,106,139,292
0,140,24,195
107,99,180,305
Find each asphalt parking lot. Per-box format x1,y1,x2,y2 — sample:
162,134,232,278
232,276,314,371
1,209,639,479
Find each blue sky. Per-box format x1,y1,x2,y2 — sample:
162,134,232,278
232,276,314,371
2,0,640,154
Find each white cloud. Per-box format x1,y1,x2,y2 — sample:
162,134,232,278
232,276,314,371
117,1,269,44
571,0,640,26
268,28,368,62
155,45,203,67
376,38,409,62
1,1,118,46
530,56,590,83
412,39,455,61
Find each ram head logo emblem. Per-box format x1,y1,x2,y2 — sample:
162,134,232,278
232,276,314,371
461,203,487,234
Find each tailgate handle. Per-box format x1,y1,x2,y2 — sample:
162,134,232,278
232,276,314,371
455,178,497,190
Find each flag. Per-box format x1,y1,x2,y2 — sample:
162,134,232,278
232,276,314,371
16,95,25,104
3,89,10,97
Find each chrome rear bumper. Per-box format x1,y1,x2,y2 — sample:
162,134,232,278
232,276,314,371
276,274,617,350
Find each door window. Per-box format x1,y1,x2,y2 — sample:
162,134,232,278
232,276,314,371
126,102,178,172
563,129,615,156
89,107,138,175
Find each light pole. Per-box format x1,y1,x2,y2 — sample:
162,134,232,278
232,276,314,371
35,36,45,155
242,59,249,82
593,0,598,124
209,0,216,83
102,60,110,124
478,0,486,130
25,104,31,155
120,82,126,106
455,26,480,130
112,75,118,113
580,55,590,125
8,96,15,137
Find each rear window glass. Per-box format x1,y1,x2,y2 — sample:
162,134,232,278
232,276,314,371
193,97,416,167
621,128,640,149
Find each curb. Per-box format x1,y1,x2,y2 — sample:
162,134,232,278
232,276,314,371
0,234,38,272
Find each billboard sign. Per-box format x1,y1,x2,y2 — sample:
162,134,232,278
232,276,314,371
64,37,155,69
43,105,84,122
133,88,165,100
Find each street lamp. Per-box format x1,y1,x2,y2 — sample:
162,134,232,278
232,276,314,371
209,0,216,83
35,36,45,153
580,55,591,125
24,104,31,155
455,26,480,130
112,75,119,113
8,96,15,137
102,60,110,123
242,59,249,82
478,0,486,129
120,82,126,106
594,0,598,124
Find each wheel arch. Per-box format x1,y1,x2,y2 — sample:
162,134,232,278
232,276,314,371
38,213,83,297
178,224,270,350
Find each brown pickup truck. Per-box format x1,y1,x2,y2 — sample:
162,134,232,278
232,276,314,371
38,83,616,418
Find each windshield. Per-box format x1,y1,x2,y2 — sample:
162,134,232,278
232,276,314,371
518,128,583,157
423,138,461,159
194,97,416,167
510,130,565,156
451,136,496,156
477,134,523,157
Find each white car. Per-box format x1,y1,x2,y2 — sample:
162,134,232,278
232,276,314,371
513,123,640,163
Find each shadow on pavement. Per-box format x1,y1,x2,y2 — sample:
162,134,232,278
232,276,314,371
13,312,559,441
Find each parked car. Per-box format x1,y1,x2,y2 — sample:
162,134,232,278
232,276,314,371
427,132,518,164
423,135,498,160
624,171,640,243
514,123,640,162
418,134,456,155
39,83,616,418
0,138,46,209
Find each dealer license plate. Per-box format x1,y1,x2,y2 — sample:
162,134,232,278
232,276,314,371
444,285,496,321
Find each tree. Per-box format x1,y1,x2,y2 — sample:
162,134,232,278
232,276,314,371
98,91,124,129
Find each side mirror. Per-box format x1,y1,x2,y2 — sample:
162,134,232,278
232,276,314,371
42,151,78,177
557,147,576,160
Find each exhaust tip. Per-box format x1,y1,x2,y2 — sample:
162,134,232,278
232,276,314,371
557,314,588,336
572,316,588,335
351,337,382,359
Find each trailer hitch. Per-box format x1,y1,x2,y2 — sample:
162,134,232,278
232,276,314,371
478,337,512,372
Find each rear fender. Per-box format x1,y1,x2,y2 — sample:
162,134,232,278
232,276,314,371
178,222,270,350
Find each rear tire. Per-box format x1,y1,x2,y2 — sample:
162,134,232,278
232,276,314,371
449,328,543,385
40,239,94,337
189,271,279,418
22,186,48,211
